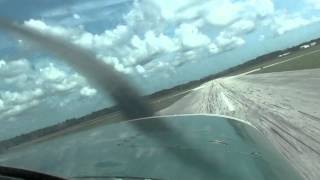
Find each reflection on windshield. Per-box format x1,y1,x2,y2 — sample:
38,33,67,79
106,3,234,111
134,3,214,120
0,115,301,179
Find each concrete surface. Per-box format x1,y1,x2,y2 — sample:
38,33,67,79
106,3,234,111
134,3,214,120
160,68,320,180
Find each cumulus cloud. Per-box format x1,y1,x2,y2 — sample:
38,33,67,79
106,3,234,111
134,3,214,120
270,11,320,35
0,89,43,119
73,13,81,19
158,0,274,26
22,0,276,79
250,0,275,17
2,0,286,121
24,19,74,37
40,63,66,81
145,0,199,21
305,0,320,9
0,99,4,111
216,32,245,51
175,23,210,48
2,0,320,131
80,86,97,96
128,30,180,65
0,58,96,120
135,65,146,74
0,59,31,78
1,89,43,105
3,0,320,128
208,43,219,54
148,0,243,26
229,19,255,35
259,34,265,41
24,0,275,75
204,0,244,26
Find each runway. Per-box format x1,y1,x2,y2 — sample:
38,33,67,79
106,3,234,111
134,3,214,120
160,68,320,180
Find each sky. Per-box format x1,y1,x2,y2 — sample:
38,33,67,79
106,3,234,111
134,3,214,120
1,0,320,139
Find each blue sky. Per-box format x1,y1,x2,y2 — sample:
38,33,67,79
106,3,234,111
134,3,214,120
1,0,320,139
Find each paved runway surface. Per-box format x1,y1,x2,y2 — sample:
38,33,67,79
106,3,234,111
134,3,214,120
160,68,320,180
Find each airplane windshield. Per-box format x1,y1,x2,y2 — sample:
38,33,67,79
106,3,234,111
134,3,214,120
0,0,319,179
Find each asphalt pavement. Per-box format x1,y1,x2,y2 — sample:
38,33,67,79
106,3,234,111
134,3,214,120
160,68,320,180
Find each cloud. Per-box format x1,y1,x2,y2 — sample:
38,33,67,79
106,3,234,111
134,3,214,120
259,34,265,41
135,65,146,74
145,0,198,21
24,0,267,76
73,13,81,20
0,59,31,78
3,0,279,121
151,0,267,26
1,89,43,105
250,0,275,17
0,58,96,120
129,30,180,64
216,31,245,51
0,99,4,111
175,23,210,48
269,11,320,35
204,0,244,26
80,86,97,97
158,0,274,26
0,89,43,119
41,0,131,18
229,19,255,35
24,19,74,37
40,63,66,81
5,0,320,128
0,99,40,119
305,0,320,9
208,43,219,54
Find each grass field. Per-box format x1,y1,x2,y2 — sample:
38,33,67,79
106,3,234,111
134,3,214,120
253,46,320,74
254,47,320,74
226,44,320,76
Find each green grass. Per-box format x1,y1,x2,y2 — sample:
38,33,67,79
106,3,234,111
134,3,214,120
253,48,320,74
226,45,320,76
